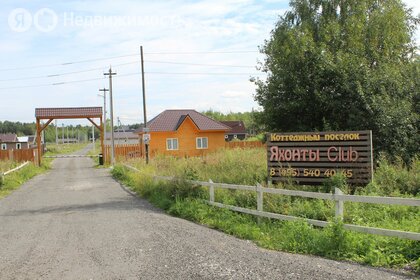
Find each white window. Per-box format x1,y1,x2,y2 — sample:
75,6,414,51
166,138,178,150
196,137,208,149
16,143,22,150
1,144,6,150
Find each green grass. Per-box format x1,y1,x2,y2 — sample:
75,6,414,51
0,161,50,199
0,143,90,199
44,143,89,156
0,160,18,173
113,149,420,274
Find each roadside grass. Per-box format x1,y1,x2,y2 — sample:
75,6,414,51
113,149,420,273
0,160,18,173
0,162,50,199
44,143,89,156
0,143,91,199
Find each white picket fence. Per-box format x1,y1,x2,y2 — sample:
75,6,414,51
122,164,420,241
0,161,30,186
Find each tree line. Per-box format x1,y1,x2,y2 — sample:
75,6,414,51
0,121,99,143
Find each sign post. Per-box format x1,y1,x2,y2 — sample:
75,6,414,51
267,131,373,185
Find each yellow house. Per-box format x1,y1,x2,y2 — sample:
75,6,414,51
138,110,231,157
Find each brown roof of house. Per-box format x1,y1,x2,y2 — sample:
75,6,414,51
220,121,247,134
145,110,231,132
0,133,18,143
35,107,102,119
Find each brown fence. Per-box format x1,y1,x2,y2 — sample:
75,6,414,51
225,141,265,149
104,144,143,163
0,149,36,163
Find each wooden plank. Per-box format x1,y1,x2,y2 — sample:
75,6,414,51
262,187,334,200
3,161,30,176
343,224,420,241
208,202,420,241
208,201,329,228
335,194,420,207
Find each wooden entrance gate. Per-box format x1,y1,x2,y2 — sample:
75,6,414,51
35,107,104,166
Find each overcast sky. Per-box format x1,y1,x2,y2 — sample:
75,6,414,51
0,0,418,126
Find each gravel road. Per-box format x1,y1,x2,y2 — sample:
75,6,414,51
0,146,414,279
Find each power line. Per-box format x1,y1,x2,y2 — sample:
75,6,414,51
145,60,255,68
0,70,263,90
145,71,259,75
0,53,138,72
0,61,139,82
0,77,106,90
144,50,258,54
0,50,258,72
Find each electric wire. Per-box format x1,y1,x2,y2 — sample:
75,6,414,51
0,50,257,72
145,60,255,68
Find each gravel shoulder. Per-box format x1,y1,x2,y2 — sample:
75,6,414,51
0,148,415,279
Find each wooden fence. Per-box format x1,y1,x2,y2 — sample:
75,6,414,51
225,141,265,149
0,149,36,163
104,144,143,164
0,161,31,186
121,164,420,241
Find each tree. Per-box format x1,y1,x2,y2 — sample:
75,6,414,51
253,0,419,160
201,110,263,135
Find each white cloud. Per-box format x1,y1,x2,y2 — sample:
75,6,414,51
1,0,417,124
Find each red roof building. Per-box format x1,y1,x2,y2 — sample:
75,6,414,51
138,110,230,157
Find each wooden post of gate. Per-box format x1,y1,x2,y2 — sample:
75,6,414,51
100,116,105,164
36,118,42,166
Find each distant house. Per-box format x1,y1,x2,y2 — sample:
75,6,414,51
137,109,231,157
105,131,140,145
17,136,36,149
0,133,19,150
220,121,247,141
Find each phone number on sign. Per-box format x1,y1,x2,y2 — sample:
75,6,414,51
270,168,353,178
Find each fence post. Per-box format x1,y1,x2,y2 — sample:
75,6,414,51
209,179,214,203
256,183,263,224
334,187,344,220
257,183,263,212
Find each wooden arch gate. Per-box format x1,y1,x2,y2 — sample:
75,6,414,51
35,107,104,166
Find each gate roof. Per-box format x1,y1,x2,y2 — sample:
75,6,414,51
35,107,102,119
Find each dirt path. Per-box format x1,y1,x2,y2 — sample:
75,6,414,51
0,149,412,279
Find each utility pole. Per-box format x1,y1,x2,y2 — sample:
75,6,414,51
99,88,109,155
104,68,117,165
140,45,149,164
55,120,58,145
62,123,64,144
66,126,69,144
